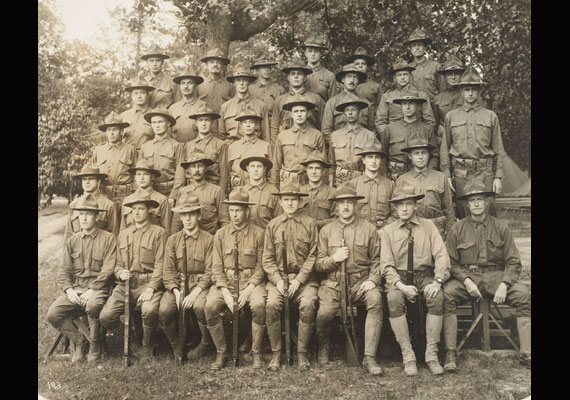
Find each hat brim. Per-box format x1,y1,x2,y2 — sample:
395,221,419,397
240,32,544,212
141,54,170,60
173,75,204,85
456,190,496,201
335,70,367,83
201,56,231,65
123,199,160,209
393,97,427,104
282,101,316,111
251,62,278,68
128,167,161,177
239,156,273,172
73,173,108,180
356,150,390,158
98,122,130,132
222,200,256,206
403,38,433,46
335,101,369,112
125,85,155,92
227,75,257,83
391,66,416,73
300,159,331,168
346,54,375,66
171,205,202,213
70,206,105,213
235,115,263,122
437,67,466,75
189,112,221,120
388,193,425,203
272,191,309,197
282,66,313,75
181,158,215,169
301,44,327,50
328,194,365,202
143,112,176,126
453,81,488,87
401,144,436,153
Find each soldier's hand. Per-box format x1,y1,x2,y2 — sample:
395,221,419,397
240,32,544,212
138,287,154,303
424,281,441,299
447,178,455,193
79,289,94,307
288,279,301,297
65,288,82,306
332,247,349,263
238,284,255,310
464,278,482,299
275,279,285,296
222,288,234,311
493,178,503,194
173,289,181,310
493,282,508,304
356,280,376,297
397,282,419,302
119,269,131,281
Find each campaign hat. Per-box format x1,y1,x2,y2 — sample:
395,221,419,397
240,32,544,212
356,143,390,158
222,186,256,206
335,63,367,83
300,150,331,168
390,58,416,73
388,183,425,203
250,54,278,69
123,189,160,209
235,106,263,122
73,163,108,180
125,77,155,92
141,43,170,60
453,66,487,87
392,89,427,104
345,46,376,67
281,59,313,75
180,151,215,169
271,181,309,197
226,63,257,83
239,155,273,172
300,33,328,50
438,55,466,75
282,94,315,111
335,99,369,113
171,192,202,213
401,137,436,153
98,111,130,132
201,48,230,65
173,67,204,85
403,28,433,46
328,183,364,202
71,194,106,213
456,179,496,201
188,103,220,120
144,106,176,125
128,159,161,177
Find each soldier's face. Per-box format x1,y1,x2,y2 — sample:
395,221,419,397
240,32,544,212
462,86,480,105
467,194,487,217
131,89,149,106
207,59,223,74
239,118,258,136
409,149,429,169
82,176,99,193
228,204,248,226
188,162,207,181
291,105,308,125
342,73,360,91
234,77,250,94
280,195,301,215
135,170,152,189
147,57,164,74
353,59,369,73
180,78,197,96
247,161,266,181
337,199,356,220
196,116,213,134
401,100,418,118
306,162,324,183
362,154,381,172
395,71,411,87
78,210,98,231
396,199,417,221
106,126,122,144
343,105,360,123
181,211,200,231
446,71,462,86
305,47,322,63
256,66,271,79
287,70,306,88
151,116,169,135
410,42,426,57
131,203,150,224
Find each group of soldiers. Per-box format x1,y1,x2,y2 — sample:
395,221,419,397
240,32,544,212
46,28,531,377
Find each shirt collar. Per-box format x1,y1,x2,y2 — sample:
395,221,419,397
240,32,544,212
183,229,200,240
468,214,489,227
81,227,100,239
133,220,150,233
337,217,357,229
462,103,481,112
284,210,303,222
288,87,306,96
363,173,382,185
182,97,198,106
291,124,308,133
152,134,169,143
240,135,258,144
401,118,418,127
397,215,421,229
189,180,208,189
149,72,164,81
345,125,361,135
310,64,323,72
246,180,267,191
134,105,149,113
195,133,213,143
230,223,250,236
141,186,155,195
206,75,223,83
107,142,124,150
236,93,252,103
412,169,429,179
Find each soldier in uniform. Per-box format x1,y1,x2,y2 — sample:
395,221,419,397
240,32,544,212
168,67,207,144
121,159,171,233
375,59,436,137
271,95,326,189
315,184,383,375
196,48,234,114
204,187,267,370
395,138,455,239
381,184,451,376
47,195,117,363
121,77,155,153
64,163,119,242
159,193,214,363
262,181,319,371
93,111,136,223
170,151,229,235
442,180,531,370
248,54,286,124
382,90,439,181
140,106,185,202
301,33,339,102
405,28,445,102
219,63,271,144
440,67,505,218
140,43,179,108
299,151,337,230
329,99,380,187
99,191,166,364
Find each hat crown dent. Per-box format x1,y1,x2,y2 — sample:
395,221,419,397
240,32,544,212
302,149,329,167
458,66,486,85
103,111,124,125
303,33,328,48
236,105,261,120
79,162,103,176
227,186,252,203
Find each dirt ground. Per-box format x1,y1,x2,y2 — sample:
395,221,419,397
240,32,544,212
37,201,531,400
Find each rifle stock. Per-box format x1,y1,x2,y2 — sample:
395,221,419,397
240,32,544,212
339,238,360,366
178,238,188,364
281,231,292,366
232,237,240,367
123,238,131,368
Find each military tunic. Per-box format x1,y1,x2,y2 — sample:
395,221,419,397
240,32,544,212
139,135,185,197
356,78,383,128
168,97,208,144
121,105,154,152
248,80,286,118
196,75,235,114
64,192,119,242
305,64,338,102
321,90,371,145
409,58,445,101
120,187,171,233
300,182,337,230
348,173,397,230
219,93,270,144
243,181,282,230
225,135,272,192
92,142,137,207
144,72,179,108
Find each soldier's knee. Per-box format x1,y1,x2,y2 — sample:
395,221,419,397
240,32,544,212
46,304,61,327
426,291,444,316
316,304,335,324
85,298,104,319
364,290,383,310
157,305,176,328
386,290,405,317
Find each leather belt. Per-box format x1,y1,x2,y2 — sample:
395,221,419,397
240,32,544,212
465,264,503,273
452,157,496,172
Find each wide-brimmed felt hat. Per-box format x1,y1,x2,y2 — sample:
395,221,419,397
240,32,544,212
300,150,330,168
456,179,496,201
282,94,316,111
403,28,433,46
201,48,230,65
272,181,309,197
438,55,466,75
141,43,170,60
328,183,364,202
335,99,369,112
125,77,155,92
300,33,328,50
281,59,313,75
388,183,425,203
391,58,416,73
73,163,108,180
189,103,220,120
222,187,256,206
401,137,436,153
345,46,376,66
98,111,130,132
71,194,106,213
335,63,367,83
250,54,278,69
227,63,258,83
239,155,273,172
235,106,263,122
453,66,487,87
180,151,215,169
392,90,427,104
356,143,390,158
128,159,161,177
171,192,202,213
144,106,176,125
173,67,204,85
123,189,160,209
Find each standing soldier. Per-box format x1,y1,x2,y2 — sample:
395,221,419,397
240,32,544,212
395,138,455,239
315,184,383,375
382,90,439,181
140,106,185,203
381,184,451,376
204,187,267,370
93,111,136,223
299,151,337,230
271,95,326,189
64,163,119,242
375,59,436,138
263,181,319,371
47,194,117,363
121,77,155,154
248,54,286,124
219,63,270,144
159,193,214,363
121,160,171,233
301,33,338,102
99,191,166,364
329,99,380,187
440,66,505,218
442,179,531,370
346,47,383,128
197,48,234,114
140,43,179,108
405,28,445,102
168,67,207,144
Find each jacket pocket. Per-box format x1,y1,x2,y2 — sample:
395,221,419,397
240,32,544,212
457,241,477,265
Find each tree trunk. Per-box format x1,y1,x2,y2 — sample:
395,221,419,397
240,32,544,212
205,8,232,55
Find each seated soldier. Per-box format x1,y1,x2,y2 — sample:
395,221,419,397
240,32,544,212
99,191,166,364
159,193,214,363
442,179,531,370
381,183,451,376
315,184,383,375
204,187,267,370
47,195,117,363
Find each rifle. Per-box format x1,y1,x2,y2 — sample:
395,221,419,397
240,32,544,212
123,237,131,368
281,231,292,366
178,238,188,364
232,236,240,367
339,238,360,366
405,226,426,362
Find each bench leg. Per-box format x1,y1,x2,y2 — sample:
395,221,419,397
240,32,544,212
481,299,491,352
